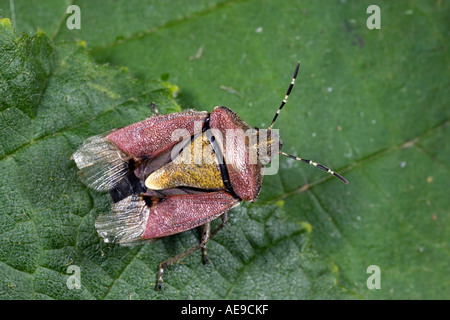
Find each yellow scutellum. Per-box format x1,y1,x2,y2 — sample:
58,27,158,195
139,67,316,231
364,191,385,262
145,132,225,190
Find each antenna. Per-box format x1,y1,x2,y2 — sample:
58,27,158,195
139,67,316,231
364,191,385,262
269,62,348,184
268,61,300,130
279,151,349,184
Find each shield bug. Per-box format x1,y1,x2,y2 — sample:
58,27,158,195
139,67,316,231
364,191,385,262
72,62,348,290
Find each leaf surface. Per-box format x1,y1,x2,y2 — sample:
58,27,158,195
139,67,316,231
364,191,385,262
0,0,449,299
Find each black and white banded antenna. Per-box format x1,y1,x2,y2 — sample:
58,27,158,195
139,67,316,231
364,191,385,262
269,61,348,184
280,151,348,184
268,61,300,130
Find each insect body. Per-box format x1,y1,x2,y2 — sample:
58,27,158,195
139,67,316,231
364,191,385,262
72,62,347,290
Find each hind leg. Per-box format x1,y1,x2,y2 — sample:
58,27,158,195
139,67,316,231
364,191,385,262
156,212,229,290
201,222,211,264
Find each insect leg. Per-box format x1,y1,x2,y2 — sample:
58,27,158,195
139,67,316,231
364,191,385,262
210,211,228,238
156,228,213,290
201,222,211,264
201,212,229,264
157,244,201,290
156,212,230,290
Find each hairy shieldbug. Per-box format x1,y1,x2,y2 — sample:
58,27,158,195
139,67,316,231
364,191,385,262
72,62,348,290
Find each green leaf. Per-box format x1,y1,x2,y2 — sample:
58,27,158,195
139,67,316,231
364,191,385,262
0,16,349,300
0,0,449,300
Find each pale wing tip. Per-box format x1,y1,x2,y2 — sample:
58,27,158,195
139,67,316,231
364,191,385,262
95,195,151,245
72,133,130,192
